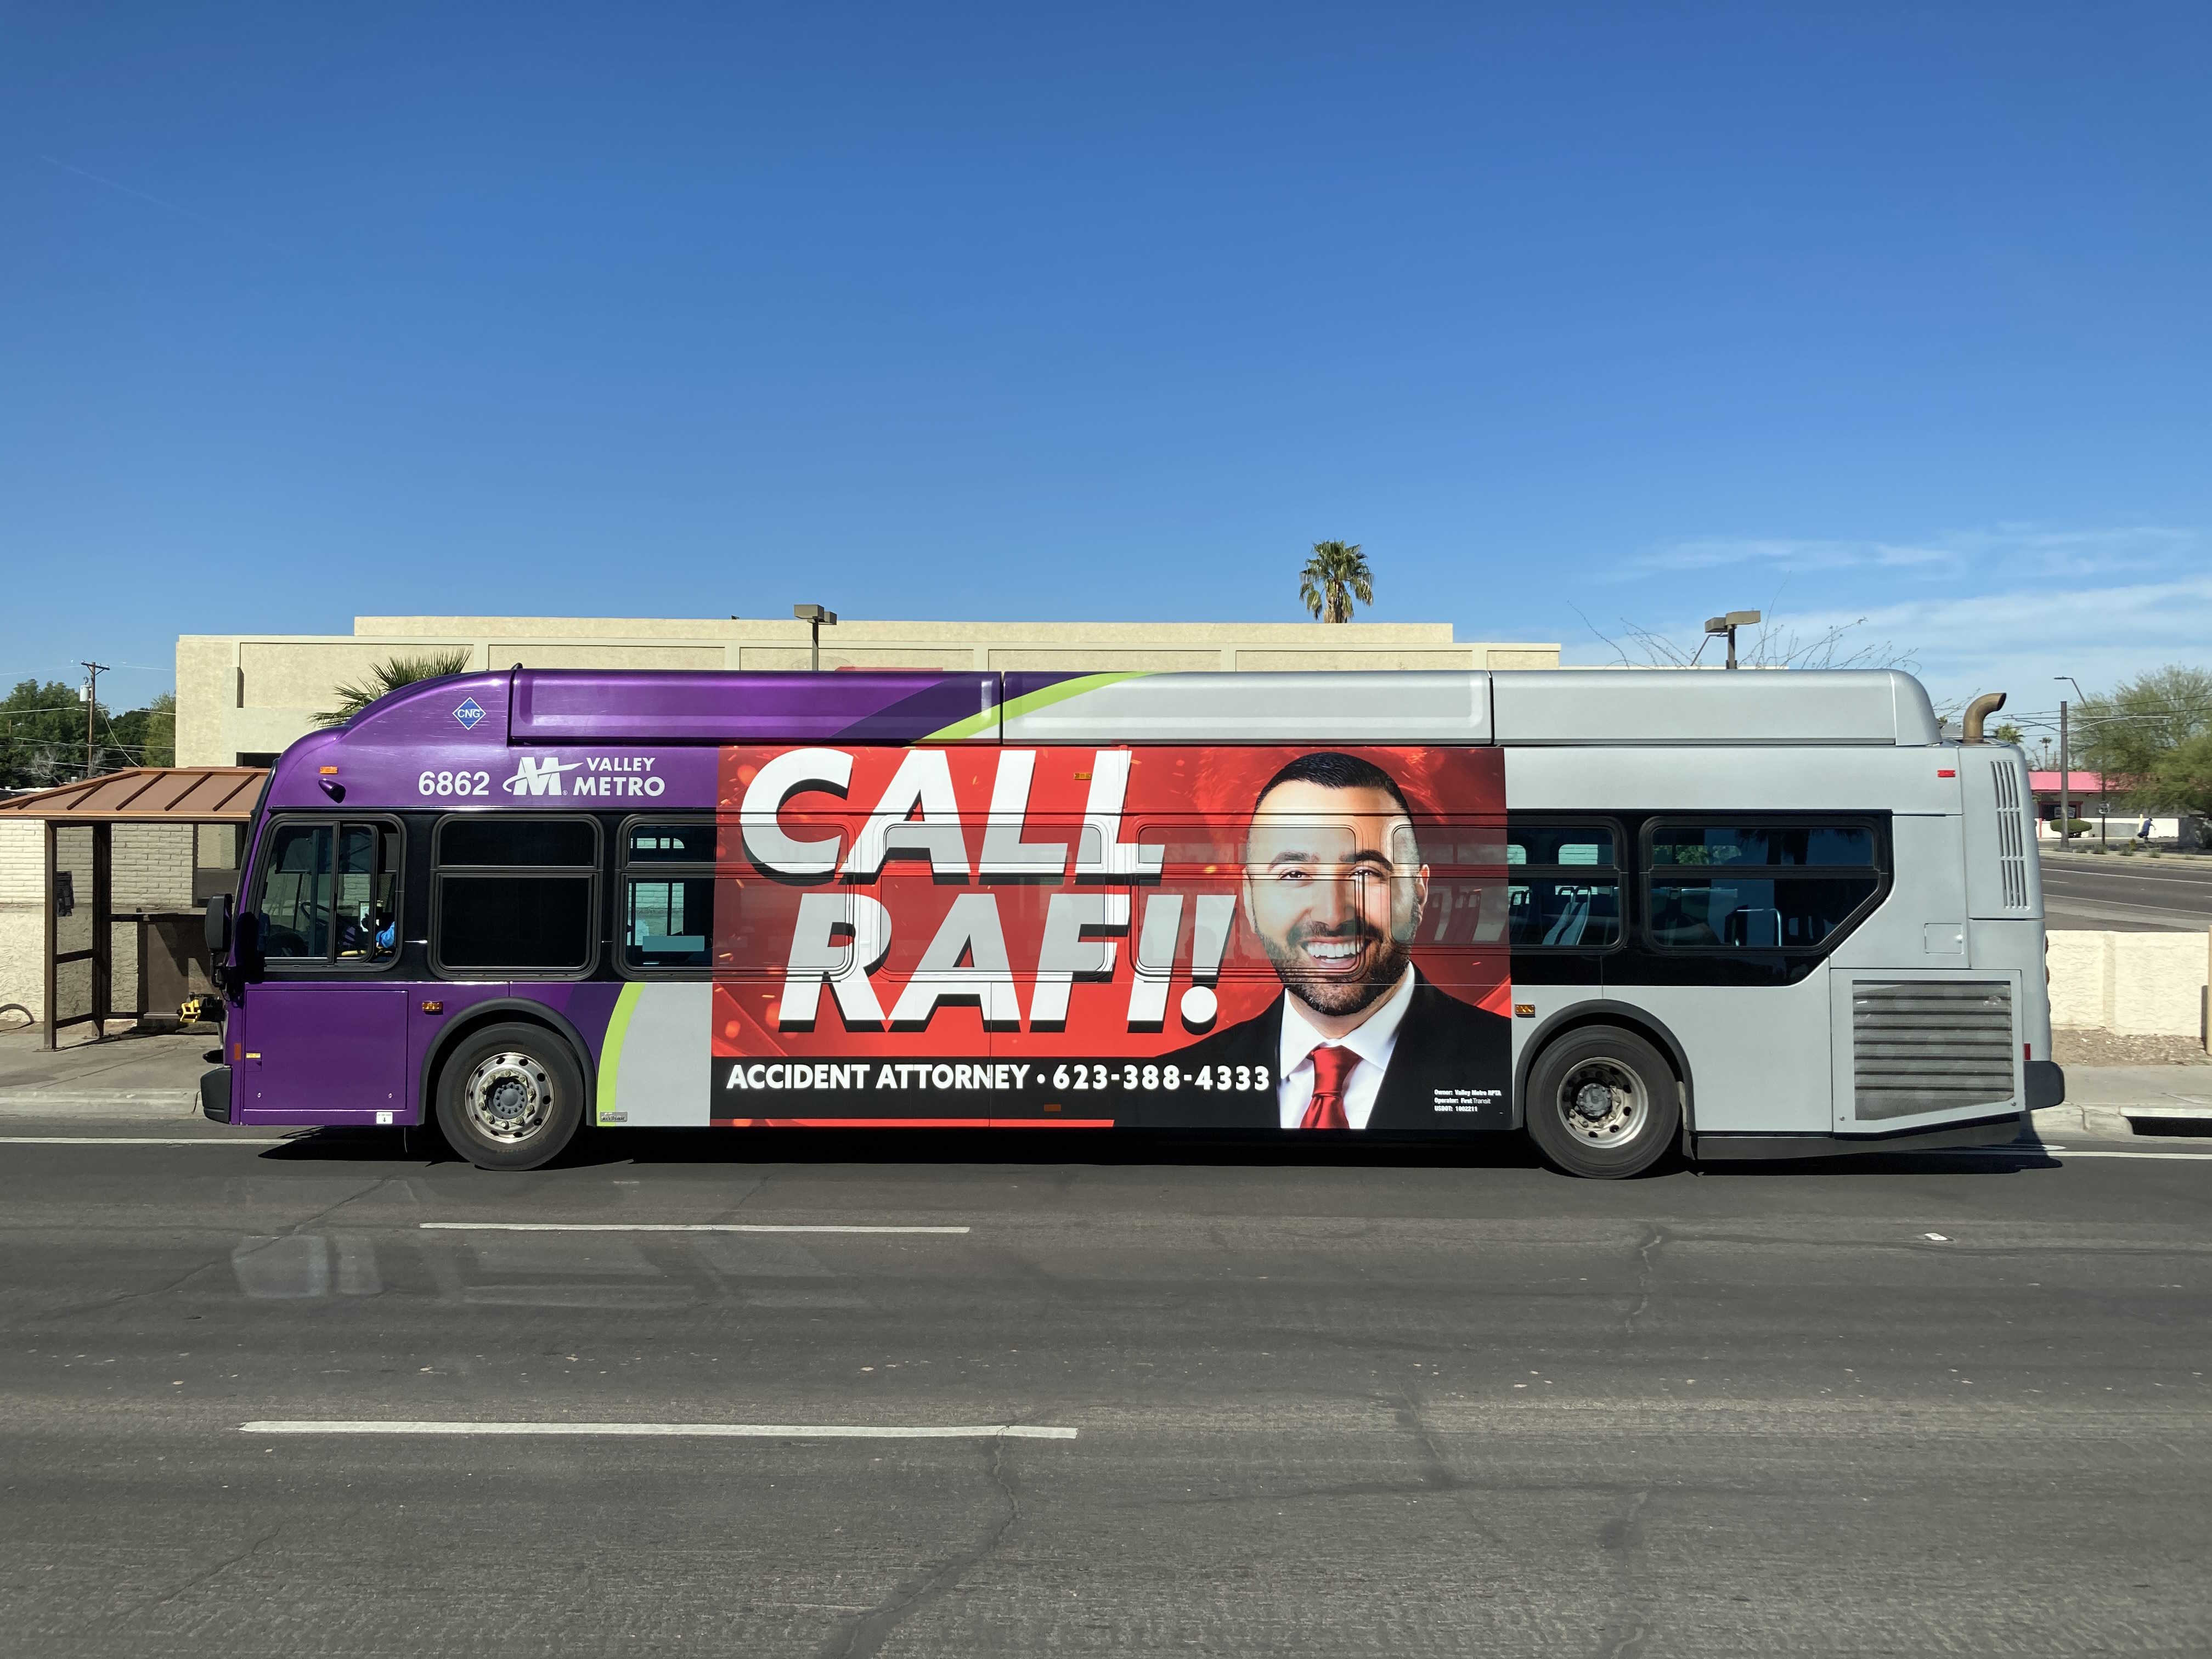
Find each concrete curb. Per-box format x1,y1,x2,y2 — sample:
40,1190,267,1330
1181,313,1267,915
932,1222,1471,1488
0,1090,199,1120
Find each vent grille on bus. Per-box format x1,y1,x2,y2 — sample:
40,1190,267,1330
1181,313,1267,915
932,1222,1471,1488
1852,980,2016,1121
1992,762,2029,910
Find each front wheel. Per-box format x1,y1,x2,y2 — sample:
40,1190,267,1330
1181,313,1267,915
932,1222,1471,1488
1523,1026,1680,1179
435,1023,585,1171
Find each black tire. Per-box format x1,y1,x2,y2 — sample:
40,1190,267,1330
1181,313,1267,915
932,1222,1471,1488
433,1023,586,1171
1523,1026,1680,1179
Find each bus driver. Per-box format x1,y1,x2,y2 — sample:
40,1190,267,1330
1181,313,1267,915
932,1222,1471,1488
1168,751,1509,1132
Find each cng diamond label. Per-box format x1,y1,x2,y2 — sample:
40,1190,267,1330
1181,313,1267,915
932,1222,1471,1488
452,698,486,731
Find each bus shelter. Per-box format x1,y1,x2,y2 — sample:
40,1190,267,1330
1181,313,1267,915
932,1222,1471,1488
0,768,264,1048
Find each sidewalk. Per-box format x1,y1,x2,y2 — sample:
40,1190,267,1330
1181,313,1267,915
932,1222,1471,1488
2035,1064,2212,1141
0,1023,210,1117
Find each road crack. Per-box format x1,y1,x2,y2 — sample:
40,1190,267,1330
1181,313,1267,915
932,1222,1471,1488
815,1429,1023,1659
1624,1224,1669,1336
1596,1487,1654,1659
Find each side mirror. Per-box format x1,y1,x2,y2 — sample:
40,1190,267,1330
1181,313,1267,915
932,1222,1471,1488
204,893,232,957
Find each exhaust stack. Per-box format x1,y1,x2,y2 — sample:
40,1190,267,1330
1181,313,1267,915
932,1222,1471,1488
1961,691,2006,744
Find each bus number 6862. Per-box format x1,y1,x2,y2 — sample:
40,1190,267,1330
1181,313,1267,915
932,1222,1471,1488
418,770,492,797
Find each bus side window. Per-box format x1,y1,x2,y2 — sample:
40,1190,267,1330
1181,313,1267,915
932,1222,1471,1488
623,819,714,971
1503,823,1621,949
259,824,332,959
1643,819,1883,952
433,815,599,975
334,824,399,960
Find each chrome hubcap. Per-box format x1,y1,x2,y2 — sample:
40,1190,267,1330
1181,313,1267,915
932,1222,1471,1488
1557,1059,1647,1147
465,1051,554,1144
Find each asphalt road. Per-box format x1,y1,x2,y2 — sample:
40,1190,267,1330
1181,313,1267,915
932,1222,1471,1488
3,1121,2209,1657
2041,850,2212,931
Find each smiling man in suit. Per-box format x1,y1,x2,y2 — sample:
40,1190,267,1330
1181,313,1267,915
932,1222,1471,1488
1164,751,1509,1132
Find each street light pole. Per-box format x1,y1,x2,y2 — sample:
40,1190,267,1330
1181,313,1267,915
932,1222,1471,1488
793,605,838,672
1702,610,1762,669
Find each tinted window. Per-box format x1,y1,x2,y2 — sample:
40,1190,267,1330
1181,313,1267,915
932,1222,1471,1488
624,876,713,968
1649,877,1880,950
257,820,399,963
1509,878,1622,947
259,825,331,959
1649,824,1875,866
627,822,716,864
1508,826,1616,867
1419,878,1510,946
438,877,595,970
438,817,597,868
333,825,399,961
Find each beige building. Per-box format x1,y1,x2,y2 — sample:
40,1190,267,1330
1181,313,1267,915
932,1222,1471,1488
176,616,1559,766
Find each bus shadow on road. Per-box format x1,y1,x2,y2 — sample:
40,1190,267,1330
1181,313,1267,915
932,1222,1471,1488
254,1124,1561,1173
1695,1143,2064,1178
249,1126,2066,1177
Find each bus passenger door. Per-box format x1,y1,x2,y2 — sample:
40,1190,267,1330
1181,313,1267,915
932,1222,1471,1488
236,819,410,1123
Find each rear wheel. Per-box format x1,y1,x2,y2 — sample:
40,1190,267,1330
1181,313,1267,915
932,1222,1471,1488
1523,1026,1679,1179
434,1023,585,1171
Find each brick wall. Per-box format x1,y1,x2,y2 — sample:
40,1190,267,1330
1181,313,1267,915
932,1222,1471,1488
112,825,196,911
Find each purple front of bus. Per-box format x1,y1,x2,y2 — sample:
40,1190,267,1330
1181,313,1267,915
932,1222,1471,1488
203,667,1005,1127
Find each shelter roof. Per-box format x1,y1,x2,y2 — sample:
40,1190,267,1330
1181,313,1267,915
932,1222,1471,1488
0,766,266,821
2028,771,2125,794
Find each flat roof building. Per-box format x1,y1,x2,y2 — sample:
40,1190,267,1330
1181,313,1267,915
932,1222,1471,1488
174,616,1559,768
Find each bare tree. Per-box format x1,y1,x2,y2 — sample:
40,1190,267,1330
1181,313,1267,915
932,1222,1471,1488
1577,609,1918,674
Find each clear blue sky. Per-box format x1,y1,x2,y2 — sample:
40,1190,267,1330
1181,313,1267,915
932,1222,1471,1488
4,3,2207,731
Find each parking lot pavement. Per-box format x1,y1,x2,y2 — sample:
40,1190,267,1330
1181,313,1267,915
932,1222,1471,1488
1,1125,2207,1656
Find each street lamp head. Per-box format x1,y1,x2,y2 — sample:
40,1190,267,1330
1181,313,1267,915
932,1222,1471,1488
1705,610,1760,634
793,604,838,625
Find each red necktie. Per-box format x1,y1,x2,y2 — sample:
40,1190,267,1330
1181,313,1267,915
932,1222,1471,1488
1300,1045,1358,1130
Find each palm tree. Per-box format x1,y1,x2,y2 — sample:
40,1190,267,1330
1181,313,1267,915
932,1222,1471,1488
314,649,475,727
1299,540,1374,624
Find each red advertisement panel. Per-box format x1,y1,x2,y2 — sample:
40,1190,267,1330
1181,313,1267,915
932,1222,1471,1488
709,744,1509,1131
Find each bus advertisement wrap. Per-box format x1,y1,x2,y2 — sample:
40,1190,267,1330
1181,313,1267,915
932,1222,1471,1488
681,743,1511,1130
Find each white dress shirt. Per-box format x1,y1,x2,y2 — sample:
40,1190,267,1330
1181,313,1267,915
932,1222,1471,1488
1274,966,1417,1130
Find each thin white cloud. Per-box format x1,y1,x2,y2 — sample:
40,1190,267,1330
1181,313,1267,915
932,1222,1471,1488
1626,523,2198,580
1632,537,1954,573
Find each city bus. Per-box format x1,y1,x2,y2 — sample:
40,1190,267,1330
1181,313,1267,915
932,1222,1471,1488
199,666,2063,1177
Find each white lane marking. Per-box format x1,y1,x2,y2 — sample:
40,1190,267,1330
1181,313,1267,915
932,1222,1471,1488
1950,1147,2212,1162
240,1420,1075,1439
420,1222,969,1234
2040,865,2212,887
0,1136,290,1146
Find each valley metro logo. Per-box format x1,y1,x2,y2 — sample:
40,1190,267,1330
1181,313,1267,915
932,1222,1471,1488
503,757,585,795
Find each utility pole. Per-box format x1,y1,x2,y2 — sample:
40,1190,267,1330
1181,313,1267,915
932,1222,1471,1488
2056,674,2089,848
81,661,108,781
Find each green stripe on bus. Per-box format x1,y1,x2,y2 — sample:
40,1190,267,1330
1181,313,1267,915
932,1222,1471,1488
596,981,643,1126
921,673,1146,744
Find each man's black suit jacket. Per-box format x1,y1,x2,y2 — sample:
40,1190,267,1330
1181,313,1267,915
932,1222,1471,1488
1145,973,1512,1132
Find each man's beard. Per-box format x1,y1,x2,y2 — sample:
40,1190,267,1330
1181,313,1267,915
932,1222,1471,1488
1259,924,1414,1019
